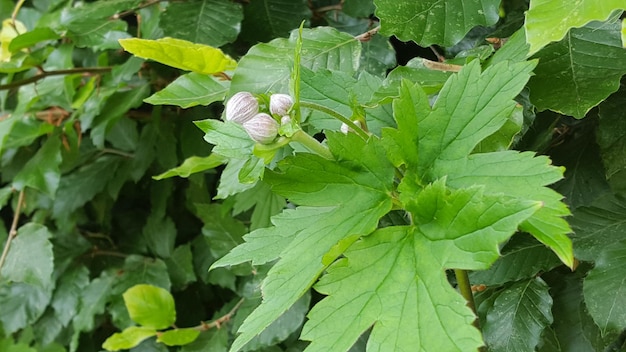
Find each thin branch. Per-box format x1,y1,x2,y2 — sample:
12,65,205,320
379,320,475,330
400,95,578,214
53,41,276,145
11,0,26,27
87,249,128,259
0,67,112,91
429,46,446,62
355,26,381,42
110,0,164,19
0,189,26,276
454,269,479,329
99,148,135,159
196,298,245,331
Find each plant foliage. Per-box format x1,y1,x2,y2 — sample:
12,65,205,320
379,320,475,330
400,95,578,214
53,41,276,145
0,0,625,351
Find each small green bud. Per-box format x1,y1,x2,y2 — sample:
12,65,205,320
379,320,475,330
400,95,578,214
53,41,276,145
243,113,279,144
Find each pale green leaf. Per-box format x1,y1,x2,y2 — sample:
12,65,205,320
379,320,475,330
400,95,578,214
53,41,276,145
195,120,254,159
524,0,626,54
385,57,454,94
8,27,60,52
154,154,225,180
119,37,237,74
145,73,230,108
1,223,53,289
216,133,394,351
123,284,176,330
374,0,501,46
12,136,62,197
102,326,156,351
483,278,553,351
302,226,484,352
230,27,361,95
527,18,626,118
160,0,243,47
583,240,626,336
157,328,201,346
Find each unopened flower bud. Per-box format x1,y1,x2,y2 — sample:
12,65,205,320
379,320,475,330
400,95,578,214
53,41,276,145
340,120,363,134
269,93,293,116
243,113,279,144
280,115,291,126
225,92,259,124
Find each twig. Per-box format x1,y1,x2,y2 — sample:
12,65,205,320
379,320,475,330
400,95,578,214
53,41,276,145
0,189,26,277
454,269,480,329
429,46,445,62
99,148,135,158
355,26,381,42
11,0,26,28
0,67,112,91
110,0,164,19
197,298,245,331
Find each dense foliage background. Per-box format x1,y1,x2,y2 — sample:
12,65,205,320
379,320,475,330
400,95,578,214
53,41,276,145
1,0,626,351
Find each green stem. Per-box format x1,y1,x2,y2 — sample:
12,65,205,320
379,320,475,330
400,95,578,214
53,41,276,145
300,101,369,140
291,130,333,160
0,67,112,91
454,269,480,329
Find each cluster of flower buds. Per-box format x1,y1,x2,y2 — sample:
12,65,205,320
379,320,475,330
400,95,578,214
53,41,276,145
224,91,294,144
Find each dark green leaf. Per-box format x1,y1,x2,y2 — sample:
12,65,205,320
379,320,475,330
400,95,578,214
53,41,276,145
598,85,626,191
71,271,116,350
483,278,553,352
9,27,60,52
123,284,176,330
161,0,243,47
583,240,626,335
1,223,54,289
240,0,311,43
165,244,197,288
12,135,62,197
233,181,287,230
142,215,176,259
342,0,375,17
569,193,626,261
145,73,229,108
470,233,561,286
180,328,228,352
374,0,501,46
2,116,54,150
359,34,396,77
50,265,90,326
528,18,626,118
197,204,247,258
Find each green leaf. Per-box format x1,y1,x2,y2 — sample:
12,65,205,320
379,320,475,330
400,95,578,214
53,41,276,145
0,283,51,335
9,27,60,52
1,223,53,289
240,0,311,43
195,119,254,159
160,0,243,47
119,37,237,74
142,215,176,259
71,271,116,350
470,233,561,286
417,60,536,173
524,0,626,54
102,326,157,351
343,0,375,18
12,136,62,197
165,244,197,288
483,278,553,352
302,226,483,351
439,152,572,267
145,72,230,109
230,27,361,95
179,329,228,352
52,156,121,218
359,34,396,77
569,193,626,261
123,284,176,330
583,240,626,336
374,0,501,46
196,204,247,258
214,133,395,351
528,18,626,118
157,328,201,346
50,266,90,326
233,181,287,230
543,271,606,351
598,85,626,187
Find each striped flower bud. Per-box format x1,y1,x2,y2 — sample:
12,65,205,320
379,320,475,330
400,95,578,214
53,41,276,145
225,92,259,124
269,93,293,116
243,113,279,144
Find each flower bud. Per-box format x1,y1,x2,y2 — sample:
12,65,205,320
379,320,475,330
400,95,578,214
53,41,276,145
280,115,291,126
269,93,293,116
243,113,279,144
340,120,362,134
225,92,259,124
